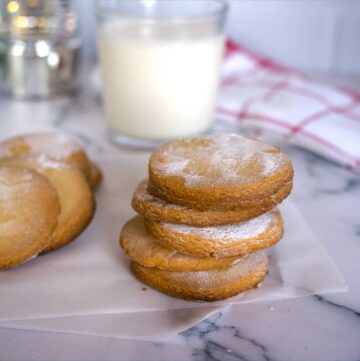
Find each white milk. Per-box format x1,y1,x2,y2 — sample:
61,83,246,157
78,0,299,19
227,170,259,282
97,22,224,140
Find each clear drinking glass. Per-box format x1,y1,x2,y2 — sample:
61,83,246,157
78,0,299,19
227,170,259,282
96,0,228,149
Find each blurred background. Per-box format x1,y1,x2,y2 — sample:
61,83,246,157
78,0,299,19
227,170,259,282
0,0,359,162
76,0,360,84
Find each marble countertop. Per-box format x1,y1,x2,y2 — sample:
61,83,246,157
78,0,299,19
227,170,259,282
0,83,359,361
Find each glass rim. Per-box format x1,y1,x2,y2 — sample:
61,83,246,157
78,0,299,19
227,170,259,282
95,0,228,24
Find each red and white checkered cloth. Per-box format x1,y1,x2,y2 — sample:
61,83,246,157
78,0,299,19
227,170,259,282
217,40,360,171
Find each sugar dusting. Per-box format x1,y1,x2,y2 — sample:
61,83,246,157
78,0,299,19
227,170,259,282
154,251,267,290
123,216,239,270
156,134,288,187
0,133,83,161
0,167,49,236
136,180,183,209
26,133,82,158
2,154,71,172
0,167,34,192
162,210,276,241
33,154,71,170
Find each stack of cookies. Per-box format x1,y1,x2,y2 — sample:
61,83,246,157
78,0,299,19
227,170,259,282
0,132,102,269
120,134,293,302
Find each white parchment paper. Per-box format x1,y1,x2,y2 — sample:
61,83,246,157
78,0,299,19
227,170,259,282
0,154,347,338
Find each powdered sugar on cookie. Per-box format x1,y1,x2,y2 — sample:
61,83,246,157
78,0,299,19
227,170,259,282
158,251,267,289
136,180,183,209
162,209,277,241
0,133,84,161
155,134,288,187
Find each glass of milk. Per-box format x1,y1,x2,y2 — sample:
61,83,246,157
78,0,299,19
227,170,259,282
96,0,227,148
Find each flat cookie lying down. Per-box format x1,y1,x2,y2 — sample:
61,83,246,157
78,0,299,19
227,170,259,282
132,179,287,226
148,134,293,211
146,208,283,258
120,216,240,272
131,251,268,302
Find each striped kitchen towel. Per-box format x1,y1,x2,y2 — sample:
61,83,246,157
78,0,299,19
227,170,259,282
216,40,360,171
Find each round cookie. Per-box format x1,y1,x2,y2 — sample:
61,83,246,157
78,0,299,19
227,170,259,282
89,162,103,190
148,179,293,213
0,132,92,182
0,166,60,269
120,216,241,272
131,251,268,301
2,155,95,253
148,134,293,210
146,208,283,258
133,179,290,226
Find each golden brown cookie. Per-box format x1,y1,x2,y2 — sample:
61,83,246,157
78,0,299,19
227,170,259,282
148,134,293,211
146,208,283,258
89,162,103,190
149,179,292,213
133,179,290,226
120,216,241,272
2,155,95,253
0,132,93,182
0,166,60,269
131,251,268,301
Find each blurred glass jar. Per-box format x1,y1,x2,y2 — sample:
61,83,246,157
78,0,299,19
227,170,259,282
0,0,81,99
